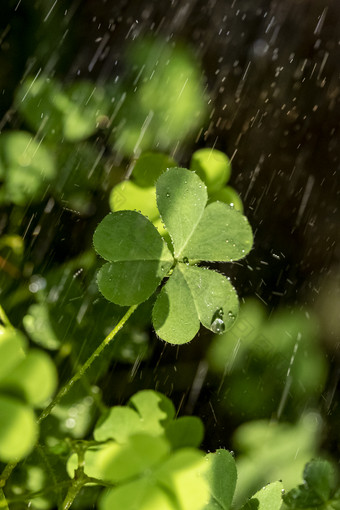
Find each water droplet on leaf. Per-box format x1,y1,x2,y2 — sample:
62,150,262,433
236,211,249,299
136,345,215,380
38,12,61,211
211,309,225,334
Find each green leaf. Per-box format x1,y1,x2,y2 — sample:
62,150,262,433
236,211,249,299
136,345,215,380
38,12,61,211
205,450,237,510
155,448,210,510
210,186,243,213
240,481,283,510
110,181,159,220
190,149,231,194
48,383,98,439
99,478,174,510
62,81,109,141
303,459,335,502
282,487,322,508
68,434,170,483
15,77,109,142
93,211,173,305
109,181,167,236
179,265,239,333
94,406,141,443
282,460,336,508
15,77,64,141
128,390,175,434
23,303,61,350
165,416,204,449
0,327,26,381
0,349,57,406
156,168,208,258
0,395,38,462
0,131,56,205
133,152,177,187
152,266,200,344
184,202,253,262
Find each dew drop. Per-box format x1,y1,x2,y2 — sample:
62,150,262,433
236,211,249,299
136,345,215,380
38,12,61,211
182,256,189,264
166,192,170,198
211,308,225,334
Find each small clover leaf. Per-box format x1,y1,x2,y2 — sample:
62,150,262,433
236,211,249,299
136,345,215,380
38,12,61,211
204,449,237,510
93,167,253,344
283,459,337,509
93,210,173,305
240,481,283,510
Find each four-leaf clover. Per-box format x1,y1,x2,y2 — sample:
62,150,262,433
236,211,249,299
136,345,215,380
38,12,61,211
93,167,253,344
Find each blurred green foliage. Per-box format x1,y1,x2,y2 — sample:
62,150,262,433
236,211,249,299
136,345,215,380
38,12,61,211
208,298,328,420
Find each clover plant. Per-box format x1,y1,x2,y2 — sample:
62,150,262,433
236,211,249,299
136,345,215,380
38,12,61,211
94,166,253,344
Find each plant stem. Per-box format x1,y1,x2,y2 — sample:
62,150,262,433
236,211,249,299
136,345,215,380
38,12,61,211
0,305,13,329
37,304,138,424
0,464,15,488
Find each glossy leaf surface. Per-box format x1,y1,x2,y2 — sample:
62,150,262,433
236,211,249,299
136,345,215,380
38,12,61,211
156,168,208,259
184,202,253,262
93,211,173,305
240,481,283,510
204,450,237,510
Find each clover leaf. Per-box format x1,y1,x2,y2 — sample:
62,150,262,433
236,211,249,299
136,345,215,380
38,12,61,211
93,167,253,344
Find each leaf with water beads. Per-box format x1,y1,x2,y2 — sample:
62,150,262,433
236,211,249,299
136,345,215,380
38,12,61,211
204,449,237,510
94,166,253,343
184,201,253,262
156,167,208,259
153,265,238,343
152,266,200,344
180,265,239,333
240,481,283,510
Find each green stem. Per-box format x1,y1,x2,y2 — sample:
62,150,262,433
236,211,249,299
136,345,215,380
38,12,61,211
0,464,15,488
0,305,13,329
38,304,138,424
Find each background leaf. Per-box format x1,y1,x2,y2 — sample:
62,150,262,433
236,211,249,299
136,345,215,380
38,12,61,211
110,181,159,220
99,478,174,510
155,449,209,510
0,349,57,406
133,152,177,187
0,131,56,205
128,390,175,434
303,459,335,502
0,395,38,462
0,328,26,380
68,434,170,483
156,168,207,259
165,416,204,449
94,406,141,443
190,148,231,194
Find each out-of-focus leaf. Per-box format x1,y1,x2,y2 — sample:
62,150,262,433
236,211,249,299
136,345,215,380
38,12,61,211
0,395,38,462
190,149,231,194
